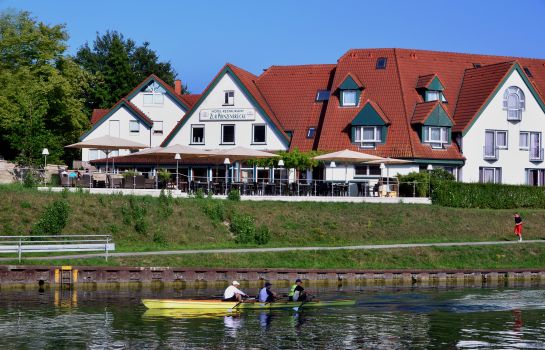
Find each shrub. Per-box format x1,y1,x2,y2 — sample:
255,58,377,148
158,170,172,188
121,197,149,234
194,188,205,199
254,224,271,245
397,172,429,197
227,189,241,201
230,214,255,244
32,200,70,235
432,181,545,209
158,189,174,218
23,171,39,188
203,200,225,222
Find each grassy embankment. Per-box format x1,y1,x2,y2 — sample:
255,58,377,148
1,184,545,269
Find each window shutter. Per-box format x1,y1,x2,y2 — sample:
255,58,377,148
479,168,483,183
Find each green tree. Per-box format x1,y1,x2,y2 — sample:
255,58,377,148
75,31,183,110
0,10,89,165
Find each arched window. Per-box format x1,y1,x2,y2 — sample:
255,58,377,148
503,86,525,121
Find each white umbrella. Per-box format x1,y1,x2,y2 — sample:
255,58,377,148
366,157,412,193
314,149,385,183
210,147,279,184
66,135,148,174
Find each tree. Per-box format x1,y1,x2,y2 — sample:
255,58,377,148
0,10,90,165
75,31,183,110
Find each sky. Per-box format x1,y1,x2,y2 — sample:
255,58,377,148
2,0,545,93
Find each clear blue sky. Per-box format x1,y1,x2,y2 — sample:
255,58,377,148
2,0,545,93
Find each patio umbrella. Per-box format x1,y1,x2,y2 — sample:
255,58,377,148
314,149,385,182
66,135,148,174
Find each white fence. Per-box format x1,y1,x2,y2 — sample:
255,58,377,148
0,235,115,262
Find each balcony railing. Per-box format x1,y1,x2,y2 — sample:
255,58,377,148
530,147,544,161
483,146,498,160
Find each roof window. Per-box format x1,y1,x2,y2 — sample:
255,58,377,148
376,57,387,70
316,90,330,101
307,127,316,139
523,67,533,77
473,63,482,68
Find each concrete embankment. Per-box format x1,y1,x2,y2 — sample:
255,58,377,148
2,265,545,289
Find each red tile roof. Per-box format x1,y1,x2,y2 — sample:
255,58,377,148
410,101,453,125
90,109,109,125
121,98,154,126
452,61,514,132
255,64,336,151
179,94,201,108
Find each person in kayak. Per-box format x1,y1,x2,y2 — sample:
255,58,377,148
288,279,307,302
223,281,248,302
258,282,277,303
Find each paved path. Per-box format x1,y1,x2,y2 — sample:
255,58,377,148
1,240,543,262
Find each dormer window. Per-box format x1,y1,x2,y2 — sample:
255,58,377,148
350,101,389,149
425,90,447,103
503,86,525,121
354,126,382,148
423,126,448,149
341,90,357,107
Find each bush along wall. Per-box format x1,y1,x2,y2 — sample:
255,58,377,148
432,181,545,209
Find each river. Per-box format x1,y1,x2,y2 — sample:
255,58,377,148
1,284,544,349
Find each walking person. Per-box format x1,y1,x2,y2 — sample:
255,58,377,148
514,213,523,241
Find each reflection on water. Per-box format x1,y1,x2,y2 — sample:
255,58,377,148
1,285,545,349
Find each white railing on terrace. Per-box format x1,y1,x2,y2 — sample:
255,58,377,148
0,235,115,262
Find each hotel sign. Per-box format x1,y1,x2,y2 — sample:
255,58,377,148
199,108,255,121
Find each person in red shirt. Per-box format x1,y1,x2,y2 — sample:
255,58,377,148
514,213,523,241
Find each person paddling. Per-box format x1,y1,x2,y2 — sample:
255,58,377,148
258,282,277,303
223,281,248,302
288,279,307,302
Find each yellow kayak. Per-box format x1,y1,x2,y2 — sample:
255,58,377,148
142,298,356,310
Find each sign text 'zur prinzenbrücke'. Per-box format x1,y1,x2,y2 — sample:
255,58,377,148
199,109,255,121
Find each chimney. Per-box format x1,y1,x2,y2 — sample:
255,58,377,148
174,79,182,95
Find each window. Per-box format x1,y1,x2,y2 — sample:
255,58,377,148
316,90,330,101
143,82,165,105
191,125,204,144
376,57,387,69
473,63,482,68
484,130,497,159
503,86,525,121
307,127,316,139
424,90,447,103
479,167,502,184
221,124,235,144
520,132,529,149
355,165,381,176
529,132,542,161
342,90,357,107
423,126,448,148
496,130,508,149
524,67,533,77
129,120,140,134
252,124,266,144
153,121,163,135
224,91,234,106
354,126,382,148
527,169,545,186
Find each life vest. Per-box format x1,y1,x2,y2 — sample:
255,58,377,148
288,284,297,298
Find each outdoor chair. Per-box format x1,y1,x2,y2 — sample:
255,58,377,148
123,176,135,189
134,175,146,189
144,177,155,189
92,173,106,188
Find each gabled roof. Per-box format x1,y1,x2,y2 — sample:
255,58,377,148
162,63,291,147
179,94,201,108
80,98,153,140
125,74,191,111
416,74,445,90
351,100,391,125
335,73,364,91
90,109,109,125
411,101,454,125
255,64,336,151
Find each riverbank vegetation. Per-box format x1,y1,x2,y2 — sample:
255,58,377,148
2,184,545,251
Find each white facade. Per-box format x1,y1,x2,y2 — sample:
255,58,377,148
165,72,289,151
324,163,419,182
81,106,152,162
81,79,188,162
461,69,545,185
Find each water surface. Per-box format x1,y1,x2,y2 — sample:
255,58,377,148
1,285,545,349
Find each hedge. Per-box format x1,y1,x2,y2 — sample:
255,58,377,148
432,181,545,209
